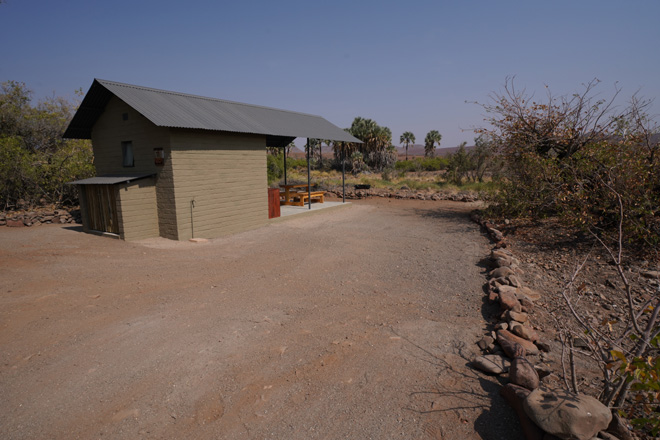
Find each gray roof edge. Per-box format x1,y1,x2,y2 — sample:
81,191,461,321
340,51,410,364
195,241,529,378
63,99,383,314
66,78,362,143
164,124,361,143
96,78,328,120
68,173,156,185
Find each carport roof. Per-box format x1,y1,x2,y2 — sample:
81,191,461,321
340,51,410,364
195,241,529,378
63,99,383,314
63,79,361,146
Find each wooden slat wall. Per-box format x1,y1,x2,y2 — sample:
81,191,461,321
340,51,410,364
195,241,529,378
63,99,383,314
116,178,159,241
82,185,119,234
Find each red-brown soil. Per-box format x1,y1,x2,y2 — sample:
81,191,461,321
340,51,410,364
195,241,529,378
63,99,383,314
0,199,520,439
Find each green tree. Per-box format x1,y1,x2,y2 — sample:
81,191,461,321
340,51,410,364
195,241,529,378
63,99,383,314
479,78,660,436
0,81,94,209
400,131,415,161
447,142,471,184
336,117,395,171
468,134,496,182
424,130,442,157
306,138,320,162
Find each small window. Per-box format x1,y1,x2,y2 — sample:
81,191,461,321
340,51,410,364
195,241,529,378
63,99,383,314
122,141,134,167
122,112,129,121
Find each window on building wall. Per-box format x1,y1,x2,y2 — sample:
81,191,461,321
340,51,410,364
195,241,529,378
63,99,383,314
122,141,134,167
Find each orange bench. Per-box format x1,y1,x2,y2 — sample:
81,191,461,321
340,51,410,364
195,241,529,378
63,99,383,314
291,191,325,206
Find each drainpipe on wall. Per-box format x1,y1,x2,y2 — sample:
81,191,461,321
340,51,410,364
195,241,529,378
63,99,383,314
190,198,196,238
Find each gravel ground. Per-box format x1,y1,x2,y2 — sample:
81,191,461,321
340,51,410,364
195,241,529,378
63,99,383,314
0,198,520,439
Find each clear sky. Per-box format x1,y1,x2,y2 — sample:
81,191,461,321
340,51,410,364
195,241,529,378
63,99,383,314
1,0,658,149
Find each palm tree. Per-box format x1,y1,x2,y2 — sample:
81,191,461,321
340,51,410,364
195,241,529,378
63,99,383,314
424,130,442,157
342,117,394,170
306,138,320,159
400,131,415,161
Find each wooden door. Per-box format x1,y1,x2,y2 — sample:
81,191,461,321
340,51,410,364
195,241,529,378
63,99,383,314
83,185,119,234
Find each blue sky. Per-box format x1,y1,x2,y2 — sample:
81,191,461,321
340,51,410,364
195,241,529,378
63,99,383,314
1,0,658,149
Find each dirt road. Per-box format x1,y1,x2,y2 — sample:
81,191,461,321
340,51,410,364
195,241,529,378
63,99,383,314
0,199,519,439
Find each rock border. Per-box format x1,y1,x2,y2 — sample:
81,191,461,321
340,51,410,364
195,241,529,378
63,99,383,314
469,211,633,440
324,187,479,202
0,207,81,228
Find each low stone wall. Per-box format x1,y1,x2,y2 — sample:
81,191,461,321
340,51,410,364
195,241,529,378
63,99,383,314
0,208,81,227
325,188,479,202
469,212,633,440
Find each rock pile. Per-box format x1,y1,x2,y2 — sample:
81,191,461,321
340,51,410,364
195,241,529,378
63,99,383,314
325,187,479,202
0,208,81,227
470,212,624,440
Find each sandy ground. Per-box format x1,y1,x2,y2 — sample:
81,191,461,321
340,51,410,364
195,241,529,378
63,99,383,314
0,199,520,439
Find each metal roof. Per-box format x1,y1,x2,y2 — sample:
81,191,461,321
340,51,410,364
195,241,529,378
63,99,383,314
64,79,361,145
68,173,155,185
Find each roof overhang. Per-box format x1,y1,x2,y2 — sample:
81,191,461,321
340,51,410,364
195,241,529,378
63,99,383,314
68,173,155,185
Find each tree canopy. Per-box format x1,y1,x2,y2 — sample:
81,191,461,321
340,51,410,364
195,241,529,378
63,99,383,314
424,130,442,157
400,131,415,161
333,117,396,171
0,81,94,209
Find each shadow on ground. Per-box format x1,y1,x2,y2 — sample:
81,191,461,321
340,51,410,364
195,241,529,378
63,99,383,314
397,332,521,439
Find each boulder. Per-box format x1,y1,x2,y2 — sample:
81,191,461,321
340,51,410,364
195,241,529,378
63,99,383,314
507,310,529,323
507,275,522,287
490,266,515,279
499,291,522,312
493,256,514,268
476,335,495,351
489,277,508,288
534,364,553,380
509,356,539,390
511,323,540,342
519,297,535,312
491,248,513,257
497,329,539,355
472,354,510,375
489,228,505,242
500,384,545,440
497,333,525,358
6,219,24,227
497,284,518,295
523,388,612,440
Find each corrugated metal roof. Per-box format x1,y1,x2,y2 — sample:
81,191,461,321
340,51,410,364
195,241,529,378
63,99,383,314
64,79,361,144
69,173,155,185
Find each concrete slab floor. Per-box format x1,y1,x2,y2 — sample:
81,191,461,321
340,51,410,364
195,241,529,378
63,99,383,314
278,201,350,217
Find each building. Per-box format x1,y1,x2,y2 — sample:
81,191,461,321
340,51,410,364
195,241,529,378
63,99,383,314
64,79,359,241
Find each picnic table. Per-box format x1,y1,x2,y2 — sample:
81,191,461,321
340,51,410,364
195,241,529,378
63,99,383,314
279,184,326,206
280,184,308,205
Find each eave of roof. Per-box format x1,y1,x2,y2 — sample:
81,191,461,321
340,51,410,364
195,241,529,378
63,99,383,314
63,79,361,145
68,173,155,185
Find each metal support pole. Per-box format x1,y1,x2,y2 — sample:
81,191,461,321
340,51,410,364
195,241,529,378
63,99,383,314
342,142,346,203
306,139,311,209
284,146,287,185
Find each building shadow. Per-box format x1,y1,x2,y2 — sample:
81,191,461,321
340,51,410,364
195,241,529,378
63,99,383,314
62,225,84,233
